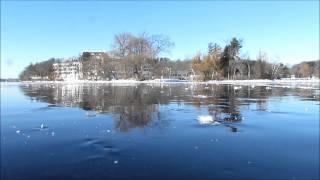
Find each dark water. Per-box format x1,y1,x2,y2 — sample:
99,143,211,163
1,83,319,180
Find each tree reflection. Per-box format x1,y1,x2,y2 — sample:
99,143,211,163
116,105,160,132
20,84,170,132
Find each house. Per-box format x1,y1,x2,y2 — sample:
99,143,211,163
52,60,83,81
171,60,193,80
141,64,153,80
30,76,43,81
81,51,109,61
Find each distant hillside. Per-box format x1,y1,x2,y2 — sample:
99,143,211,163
291,60,320,78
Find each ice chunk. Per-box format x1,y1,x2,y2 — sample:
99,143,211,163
197,116,221,125
86,111,96,117
193,95,207,99
197,115,213,124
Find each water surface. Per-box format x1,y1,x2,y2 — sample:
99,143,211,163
1,83,319,179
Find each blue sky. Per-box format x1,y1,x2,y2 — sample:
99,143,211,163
1,1,319,78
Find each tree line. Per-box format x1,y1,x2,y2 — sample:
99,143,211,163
81,32,176,80
191,38,294,80
19,58,56,80
19,33,319,81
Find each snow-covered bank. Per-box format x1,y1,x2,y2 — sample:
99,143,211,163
206,79,320,85
206,79,320,89
8,78,319,89
17,79,189,84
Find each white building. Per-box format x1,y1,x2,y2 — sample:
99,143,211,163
53,60,83,81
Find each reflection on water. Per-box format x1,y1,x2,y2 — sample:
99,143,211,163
20,83,319,133
1,83,319,180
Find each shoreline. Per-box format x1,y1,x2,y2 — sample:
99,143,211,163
3,78,318,85
2,79,319,91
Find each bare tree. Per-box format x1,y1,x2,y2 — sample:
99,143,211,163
111,32,174,80
271,63,281,79
150,34,174,58
254,51,268,79
112,32,132,57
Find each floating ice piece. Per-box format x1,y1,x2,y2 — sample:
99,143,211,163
193,95,207,99
197,115,220,125
266,86,272,90
40,123,44,129
234,86,242,90
86,111,97,117
197,115,213,124
16,130,21,134
114,160,118,164
51,132,55,136
212,121,221,125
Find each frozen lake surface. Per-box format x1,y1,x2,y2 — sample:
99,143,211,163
1,83,319,179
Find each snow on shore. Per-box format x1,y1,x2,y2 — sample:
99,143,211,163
9,78,320,89
207,79,319,84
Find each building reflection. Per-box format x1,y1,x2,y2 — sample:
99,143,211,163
21,84,169,132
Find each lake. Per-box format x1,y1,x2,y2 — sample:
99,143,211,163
1,82,319,180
